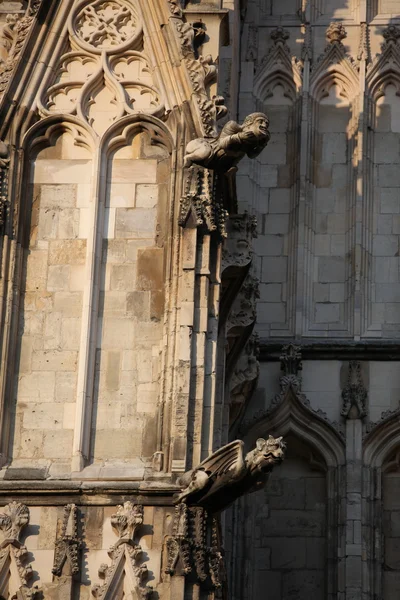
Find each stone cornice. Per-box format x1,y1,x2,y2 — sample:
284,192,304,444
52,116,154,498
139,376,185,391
259,340,400,361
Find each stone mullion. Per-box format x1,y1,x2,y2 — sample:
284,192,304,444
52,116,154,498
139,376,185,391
169,224,197,473
353,48,367,340
0,145,32,465
345,418,363,599
71,147,102,472
295,55,311,337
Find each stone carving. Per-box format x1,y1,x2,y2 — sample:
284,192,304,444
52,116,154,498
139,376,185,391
326,21,347,44
341,361,367,420
174,436,285,512
246,24,258,62
52,504,81,577
367,24,400,103
0,14,18,65
75,0,138,50
357,22,370,62
221,212,257,272
38,0,163,133
229,334,260,429
0,141,9,232
239,344,345,438
0,502,40,599
226,273,260,330
256,27,302,98
382,24,400,46
183,112,270,172
92,502,152,599
165,503,226,590
168,6,227,137
0,1,43,97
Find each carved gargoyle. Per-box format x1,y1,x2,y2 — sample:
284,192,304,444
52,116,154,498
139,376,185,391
175,436,285,512
183,112,270,172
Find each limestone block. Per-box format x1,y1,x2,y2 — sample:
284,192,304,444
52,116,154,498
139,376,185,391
318,256,345,282
38,208,59,240
137,382,158,413
385,303,400,323
76,183,92,207
19,337,33,373
47,265,71,291
109,159,157,183
260,283,281,302
135,184,159,208
375,284,400,302
375,214,393,235
315,188,335,214
54,292,83,316
110,264,136,291
39,184,77,208
331,235,345,255
101,318,135,349
26,250,48,292
105,351,121,391
282,569,325,600
78,208,91,238
254,571,281,599
315,302,340,323
327,213,346,233
373,235,399,257
33,160,92,184
269,478,306,510
106,182,135,207
260,165,278,187
264,510,325,537
18,430,44,459
315,234,331,256
23,312,45,337
150,290,164,320
264,302,286,323
268,538,307,569
83,507,104,550
95,402,122,429
61,318,81,349
63,402,76,429
378,165,400,186
306,537,326,569
18,371,55,402
22,403,64,430
260,133,287,165
136,247,164,291
103,207,116,239
70,265,86,291
49,239,87,265
115,208,156,238
32,350,78,371
58,208,80,239
374,133,399,164
314,283,330,302
93,429,142,459
264,214,289,234
322,133,347,164
43,312,62,350
262,257,287,282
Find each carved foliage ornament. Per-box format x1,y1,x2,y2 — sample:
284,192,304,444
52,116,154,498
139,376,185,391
341,361,367,420
165,503,225,590
92,502,152,599
52,504,81,578
0,502,40,599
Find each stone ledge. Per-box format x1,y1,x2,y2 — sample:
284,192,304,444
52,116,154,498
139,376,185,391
260,340,400,361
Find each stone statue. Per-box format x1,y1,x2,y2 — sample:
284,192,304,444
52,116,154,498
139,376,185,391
183,112,270,172
0,14,18,65
175,435,285,512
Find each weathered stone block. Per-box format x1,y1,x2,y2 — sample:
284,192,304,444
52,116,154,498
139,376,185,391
115,208,156,238
136,248,164,291
49,239,87,265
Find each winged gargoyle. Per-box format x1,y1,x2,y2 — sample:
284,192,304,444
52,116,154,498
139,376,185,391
174,436,286,513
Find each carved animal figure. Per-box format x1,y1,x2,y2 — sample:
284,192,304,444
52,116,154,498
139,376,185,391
183,112,270,172
175,436,285,512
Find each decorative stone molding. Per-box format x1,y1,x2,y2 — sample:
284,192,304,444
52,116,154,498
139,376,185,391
167,4,227,137
52,504,81,578
37,0,164,135
0,0,43,98
255,28,302,101
165,504,226,590
326,21,347,44
0,502,40,599
341,361,367,420
245,24,258,62
367,24,400,98
229,333,260,428
221,213,257,273
311,22,359,100
357,22,370,62
0,141,9,234
92,502,152,599
240,345,345,439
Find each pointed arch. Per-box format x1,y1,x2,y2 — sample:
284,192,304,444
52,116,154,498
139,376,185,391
310,45,360,102
103,113,174,157
243,383,345,467
364,411,400,468
22,114,97,155
254,45,302,104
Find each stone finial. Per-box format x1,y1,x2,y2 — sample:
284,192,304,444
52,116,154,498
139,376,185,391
326,22,347,44
382,24,400,46
111,501,144,540
271,27,289,46
341,361,367,420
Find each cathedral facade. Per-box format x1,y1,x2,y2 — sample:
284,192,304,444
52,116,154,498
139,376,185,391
0,0,399,599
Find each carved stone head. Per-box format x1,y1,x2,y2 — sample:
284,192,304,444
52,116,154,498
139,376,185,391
242,112,270,142
246,435,286,474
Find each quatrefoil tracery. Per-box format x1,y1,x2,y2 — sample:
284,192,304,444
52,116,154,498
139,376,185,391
38,0,164,136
